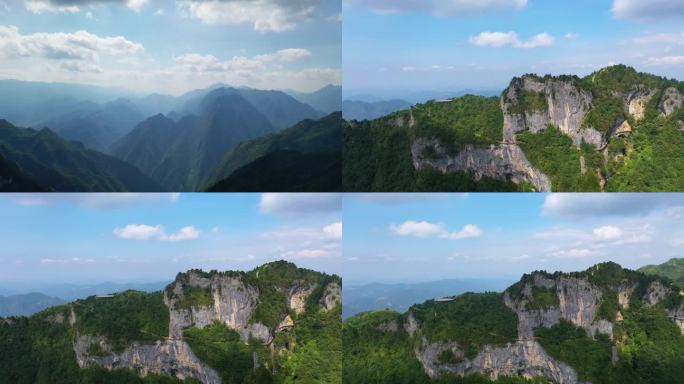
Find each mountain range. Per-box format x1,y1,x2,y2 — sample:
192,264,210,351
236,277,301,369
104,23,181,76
0,261,342,383
344,260,684,384
342,99,412,121
0,80,341,192
343,65,684,192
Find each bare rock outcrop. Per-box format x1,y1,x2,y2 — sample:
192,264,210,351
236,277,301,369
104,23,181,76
643,281,671,307
289,281,317,315
415,339,579,384
74,335,221,384
320,281,341,311
502,76,602,148
411,139,551,192
667,302,684,335
624,86,657,120
660,87,683,116
504,274,609,339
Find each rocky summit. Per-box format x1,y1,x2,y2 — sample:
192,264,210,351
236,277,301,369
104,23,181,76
343,262,684,384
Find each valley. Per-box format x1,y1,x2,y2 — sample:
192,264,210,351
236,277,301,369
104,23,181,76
0,81,342,192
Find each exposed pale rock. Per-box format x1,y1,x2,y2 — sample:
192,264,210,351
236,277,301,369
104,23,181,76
416,339,579,384
618,283,636,309
320,282,341,311
625,86,657,120
376,319,399,332
643,281,671,307
666,302,684,335
288,281,317,315
404,312,419,337
276,314,295,332
660,87,683,116
502,76,601,148
411,139,551,192
74,335,221,384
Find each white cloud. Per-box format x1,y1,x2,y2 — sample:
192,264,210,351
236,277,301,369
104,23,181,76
390,220,444,237
551,248,594,258
154,8,164,15
645,55,684,66
630,32,684,45
389,220,482,240
40,258,68,264
565,32,579,40
25,1,79,13
113,224,200,241
345,0,527,16
4,193,179,208
258,193,341,214
469,31,554,49
125,0,148,12
282,248,329,259
0,25,144,61
542,194,684,217
175,53,264,72
593,225,623,240
612,0,684,21
323,222,342,241
255,48,311,62
178,0,319,32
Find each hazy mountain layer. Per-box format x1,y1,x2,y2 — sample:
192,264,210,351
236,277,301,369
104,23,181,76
0,120,161,192
342,99,412,121
0,293,66,317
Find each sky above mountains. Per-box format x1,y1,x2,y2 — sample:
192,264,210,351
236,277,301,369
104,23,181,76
0,0,341,94
343,193,684,284
344,0,684,97
0,193,342,286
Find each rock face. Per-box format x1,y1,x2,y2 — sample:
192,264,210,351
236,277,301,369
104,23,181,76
165,272,269,343
320,282,342,311
667,302,684,335
411,138,551,192
643,281,671,307
502,76,602,148
660,87,683,116
503,274,610,339
74,335,221,384
625,86,657,121
415,339,579,384
289,281,317,315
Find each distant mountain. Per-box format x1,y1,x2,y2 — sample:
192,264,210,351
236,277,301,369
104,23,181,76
0,119,162,191
342,99,412,121
288,84,342,114
30,281,169,302
639,258,684,286
0,293,66,317
112,89,277,191
0,79,133,127
343,278,513,319
36,98,146,152
203,112,341,191
175,86,322,130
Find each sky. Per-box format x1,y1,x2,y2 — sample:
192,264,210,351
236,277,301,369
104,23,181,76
343,193,684,285
0,193,342,286
0,0,341,95
343,0,684,99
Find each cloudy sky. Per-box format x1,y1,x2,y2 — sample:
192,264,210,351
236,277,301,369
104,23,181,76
343,193,684,284
0,193,341,285
0,0,341,94
344,0,684,98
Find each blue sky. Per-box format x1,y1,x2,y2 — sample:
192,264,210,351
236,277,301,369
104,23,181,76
0,0,341,94
0,193,341,286
343,0,684,98
343,193,684,284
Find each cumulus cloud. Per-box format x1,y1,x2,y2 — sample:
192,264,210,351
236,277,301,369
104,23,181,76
645,56,684,66
323,222,342,241
258,193,341,215
255,48,311,62
24,0,150,13
612,0,684,21
178,0,319,32
469,31,554,49
564,32,579,40
389,220,482,240
113,224,200,241
175,53,264,72
345,0,527,16
593,225,623,240
0,25,144,62
551,248,594,258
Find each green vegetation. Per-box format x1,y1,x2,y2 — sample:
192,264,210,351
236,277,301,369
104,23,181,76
174,286,213,310
508,90,547,115
437,349,463,364
582,96,625,135
517,125,601,191
411,96,503,154
184,322,260,384
410,293,518,357
526,287,559,310
73,291,169,353
639,258,684,286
